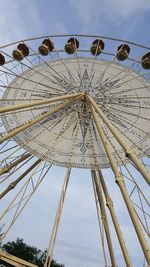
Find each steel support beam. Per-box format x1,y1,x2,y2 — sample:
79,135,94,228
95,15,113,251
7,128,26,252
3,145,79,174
45,168,71,267
97,169,132,267
92,175,108,267
0,249,38,267
0,159,41,199
91,170,117,267
89,103,150,264
87,95,150,185
0,93,82,113
0,94,83,144
0,153,31,176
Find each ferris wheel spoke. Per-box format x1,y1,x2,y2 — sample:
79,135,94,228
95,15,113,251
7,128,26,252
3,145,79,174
111,96,150,100
101,64,132,86
46,111,76,152
0,83,65,96
88,48,100,86
26,43,78,92
51,42,80,88
1,67,66,95
26,55,77,93
92,62,111,86
110,84,150,97
107,108,150,137
74,50,83,85
108,102,149,110
112,71,148,90
1,49,76,94
109,105,150,122
99,107,150,159
106,112,150,158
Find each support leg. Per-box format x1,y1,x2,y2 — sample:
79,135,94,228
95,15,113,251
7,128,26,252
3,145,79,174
0,159,41,200
0,153,31,176
45,168,71,267
0,93,81,114
0,95,83,144
89,104,150,264
92,173,108,267
87,95,150,185
97,169,132,267
91,170,117,267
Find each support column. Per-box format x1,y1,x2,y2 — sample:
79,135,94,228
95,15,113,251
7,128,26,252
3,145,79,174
0,159,41,199
91,170,117,267
97,170,132,267
0,94,83,144
0,249,38,267
0,153,31,176
0,93,81,113
89,103,150,264
92,176,108,267
87,95,150,185
45,168,71,267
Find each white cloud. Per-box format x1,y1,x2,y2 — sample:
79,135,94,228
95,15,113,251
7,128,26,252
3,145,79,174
0,0,42,45
67,0,150,28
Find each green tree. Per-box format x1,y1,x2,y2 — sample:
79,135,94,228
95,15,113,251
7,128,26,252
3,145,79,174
1,238,64,267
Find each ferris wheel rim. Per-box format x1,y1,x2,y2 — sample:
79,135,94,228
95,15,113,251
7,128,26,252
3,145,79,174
0,33,150,50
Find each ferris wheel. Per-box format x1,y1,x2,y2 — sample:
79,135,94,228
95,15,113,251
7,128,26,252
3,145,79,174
0,34,149,267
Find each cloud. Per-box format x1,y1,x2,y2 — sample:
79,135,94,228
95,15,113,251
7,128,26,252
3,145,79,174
67,0,150,32
0,1,41,44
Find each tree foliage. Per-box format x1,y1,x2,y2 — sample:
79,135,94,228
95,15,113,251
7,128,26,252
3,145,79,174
1,238,64,267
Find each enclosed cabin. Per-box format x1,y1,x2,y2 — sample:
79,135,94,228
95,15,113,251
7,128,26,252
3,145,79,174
141,52,150,70
38,39,54,56
12,43,29,61
90,39,104,56
0,53,5,65
116,44,130,61
65,38,79,54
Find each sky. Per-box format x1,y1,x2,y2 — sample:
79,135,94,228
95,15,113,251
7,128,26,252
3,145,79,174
0,0,150,267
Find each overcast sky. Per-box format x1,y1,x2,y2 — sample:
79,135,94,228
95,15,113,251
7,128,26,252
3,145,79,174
0,1,150,267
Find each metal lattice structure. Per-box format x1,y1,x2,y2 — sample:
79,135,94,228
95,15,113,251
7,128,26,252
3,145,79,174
0,34,149,267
